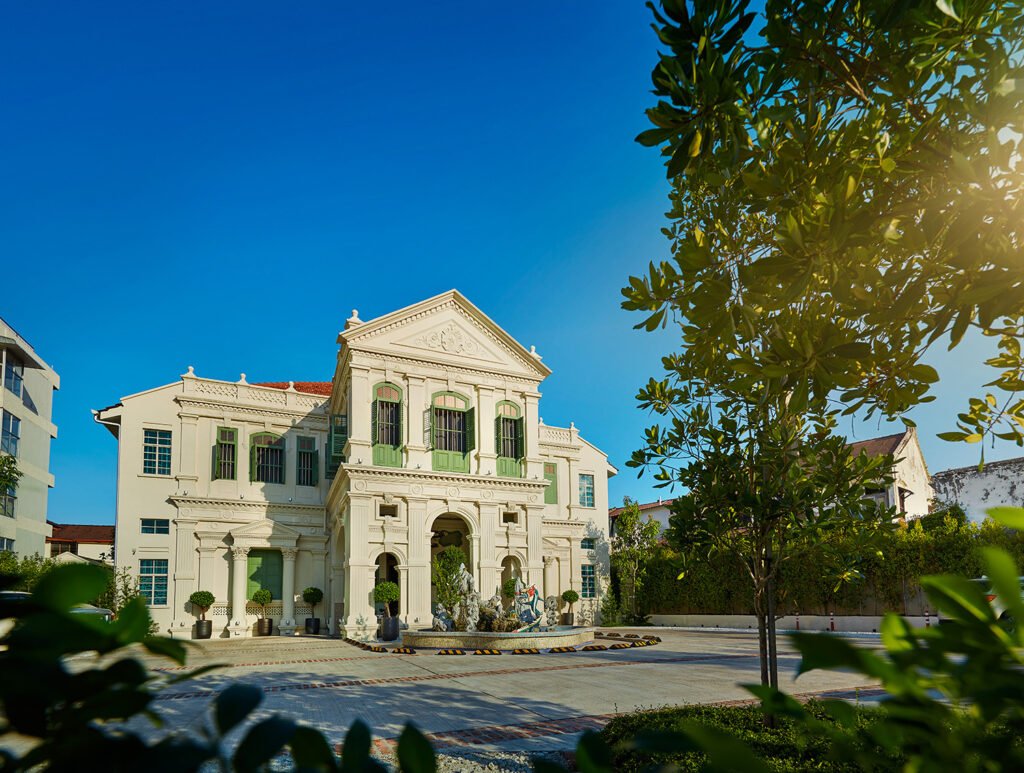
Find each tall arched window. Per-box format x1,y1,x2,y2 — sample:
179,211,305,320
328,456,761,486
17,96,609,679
426,391,474,473
495,401,524,478
372,382,403,468
250,433,285,484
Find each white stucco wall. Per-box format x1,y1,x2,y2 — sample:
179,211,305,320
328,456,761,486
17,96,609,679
932,457,1024,524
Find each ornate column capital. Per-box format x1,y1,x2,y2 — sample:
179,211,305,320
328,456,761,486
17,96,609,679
231,546,250,560
281,548,298,561
543,555,556,566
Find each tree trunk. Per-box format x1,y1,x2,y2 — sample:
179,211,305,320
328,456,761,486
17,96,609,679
766,547,779,690
754,586,769,688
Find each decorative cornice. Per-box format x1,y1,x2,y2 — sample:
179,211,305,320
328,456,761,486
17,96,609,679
169,495,325,515
342,465,548,490
353,350,539,388
175,397,328,423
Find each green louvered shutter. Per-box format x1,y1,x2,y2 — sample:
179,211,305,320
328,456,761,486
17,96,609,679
465,408,475,452
247,549,283,600
423,409,433,450
371,399,379,446
494,415,502,457
516,417,525,460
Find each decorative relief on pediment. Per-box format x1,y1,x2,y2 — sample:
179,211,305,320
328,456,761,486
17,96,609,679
416,324,480,356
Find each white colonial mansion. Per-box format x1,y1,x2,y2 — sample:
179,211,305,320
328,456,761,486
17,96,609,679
95,291,615,638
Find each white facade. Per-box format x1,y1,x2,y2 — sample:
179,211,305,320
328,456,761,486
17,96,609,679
932,456,1024,524
97,291,615,638
1,318,59,557
849,428,932,520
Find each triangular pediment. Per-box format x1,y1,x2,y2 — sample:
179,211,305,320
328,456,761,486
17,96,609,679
340,290,551,380
230,519,301,546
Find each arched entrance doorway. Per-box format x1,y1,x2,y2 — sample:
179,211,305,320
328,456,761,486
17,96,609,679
429,513,472,605
500,555,522,586
374,552,399,617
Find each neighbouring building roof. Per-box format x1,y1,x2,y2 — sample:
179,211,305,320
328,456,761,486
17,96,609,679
848,431,908,458
608,499,677,519
46,523,115,544
253,381,333,396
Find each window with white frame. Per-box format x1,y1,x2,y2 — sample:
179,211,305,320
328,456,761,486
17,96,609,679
581,565,596,598
141,518,170,535
0,537,13,552
139,558,168,605
578,473,595,508
1,411,20,457
142,429,171,475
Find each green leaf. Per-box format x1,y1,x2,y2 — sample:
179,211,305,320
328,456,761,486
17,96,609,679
142,636,188,666
921,574,993,625
988,506,1024,529
215,684,262,736
289,726,338,772
233,716,296,771
114,597,154,644
679,720,771,773
574,730,614,773
396,724,436,773
341,720,372,771
688,129,703,158
981,547,1024,634
32,565,109,611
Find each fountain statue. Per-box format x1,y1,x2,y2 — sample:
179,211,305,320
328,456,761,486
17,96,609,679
544,596,559,627
432,603,453,632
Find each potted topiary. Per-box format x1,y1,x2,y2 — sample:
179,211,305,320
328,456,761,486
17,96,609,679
561,589,580,627
189,590,215,639
251,589,273,636
302,587,324,635
373,581,400,641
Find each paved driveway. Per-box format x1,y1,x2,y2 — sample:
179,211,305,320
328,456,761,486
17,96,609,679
129,628,882,755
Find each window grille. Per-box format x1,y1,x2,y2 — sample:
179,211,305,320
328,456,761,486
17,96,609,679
578,474,595,508
143,429,171,475
214,427,237,480
297,435,318,486
1,411,20,457
251,434,285,484
139,559,169,605
581,565,596,598
434,408,466,452
376,400,401,446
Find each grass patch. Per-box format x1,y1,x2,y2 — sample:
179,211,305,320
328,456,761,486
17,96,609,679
600,701,888,772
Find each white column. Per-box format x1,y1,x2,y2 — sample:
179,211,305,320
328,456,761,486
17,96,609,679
169,517,198,639
476,385,497,475
523,391,543,479
229,546,250,637
280,548,297,635
406,497,431,626
348,365,372,463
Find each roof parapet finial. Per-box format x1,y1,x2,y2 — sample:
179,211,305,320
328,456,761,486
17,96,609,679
287,381,296,391
570,421,577,431
539,416,544,426
529,345,542,360
345,309,363,330
183,365,195,378
238,373,248,384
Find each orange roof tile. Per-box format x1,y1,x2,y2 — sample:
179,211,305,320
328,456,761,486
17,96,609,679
254,381,333,396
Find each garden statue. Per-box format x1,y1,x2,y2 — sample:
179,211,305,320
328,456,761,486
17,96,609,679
464,589,481,633
513,581,542,630
432,603,453,632
544,596,559,628
457,563,476,595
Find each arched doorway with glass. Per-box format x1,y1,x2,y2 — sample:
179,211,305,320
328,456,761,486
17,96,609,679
429,512,473,605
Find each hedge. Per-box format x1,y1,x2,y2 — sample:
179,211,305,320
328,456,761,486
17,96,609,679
638,513,1024,617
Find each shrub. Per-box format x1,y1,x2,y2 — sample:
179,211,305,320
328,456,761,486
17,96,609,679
251,588,272,618
501,577,518,599
561,589,580,612
373,581,400,619
302,586,323,619
188,590,215,620
431,545,466,612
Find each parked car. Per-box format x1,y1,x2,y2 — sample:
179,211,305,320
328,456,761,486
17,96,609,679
70,604,114,623
955,576,1023,632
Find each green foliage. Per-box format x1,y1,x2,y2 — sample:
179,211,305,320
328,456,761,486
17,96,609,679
303,586,323,619
431,545,466,613
599,584,622,626
0,454,21,495
638,512,1023,617
0,552,57,593
373,581,400,619
610,499,663,620
501,577,518,599
188,590,215,620
561,589,580,611
625,0,1024,452
251,588,272,618
598,701,888,772
0,564,440,772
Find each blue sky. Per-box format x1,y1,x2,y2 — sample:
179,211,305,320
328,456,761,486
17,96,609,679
2,2,1018,525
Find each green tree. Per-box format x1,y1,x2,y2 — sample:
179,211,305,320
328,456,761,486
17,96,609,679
0,454,20,497
610,499,663,623
431,545,466,613
624,0,1024,453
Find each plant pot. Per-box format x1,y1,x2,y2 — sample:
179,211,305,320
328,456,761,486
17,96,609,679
304,618,321,635
380,616,400,641
256,618,274,636
194,619,213,639
561,612,575,627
